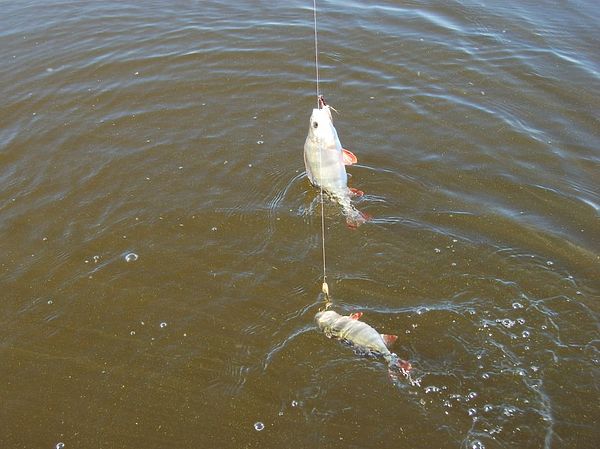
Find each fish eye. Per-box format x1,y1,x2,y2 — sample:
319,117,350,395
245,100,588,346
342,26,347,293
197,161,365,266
313,121,319,128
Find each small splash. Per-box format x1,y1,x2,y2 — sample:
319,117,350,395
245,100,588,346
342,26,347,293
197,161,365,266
467,391,478,400
160,322,167,328
512,302,524,309
56,443,65,449
470,440,485,449
124,252,138,262
468,407,477,416
291,400,299,407
254,422,265,431
424,386,441,394
499,318,515,328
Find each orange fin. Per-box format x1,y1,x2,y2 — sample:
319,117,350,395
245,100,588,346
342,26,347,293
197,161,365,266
349,312,363,320
346,211,372,229
349,187,364,197
381,334,398,349
342,149,357,165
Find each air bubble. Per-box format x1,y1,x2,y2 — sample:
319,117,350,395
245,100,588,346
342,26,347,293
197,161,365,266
254,422,265,431
56,444,65,449
468,408,477,416
522,330,530,338
470,440,485,449
512,302,524,309
499,318,515,328
291,400,299,407
160,322,167,328
424,386,440,394
467,391,478,400
124,252,138,262
483,404,493,412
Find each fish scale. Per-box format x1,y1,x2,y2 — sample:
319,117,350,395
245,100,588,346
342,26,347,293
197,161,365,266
315,310,412,374
303,103,367,227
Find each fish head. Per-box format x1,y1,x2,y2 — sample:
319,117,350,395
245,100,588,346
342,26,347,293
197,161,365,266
315,309,341,333
307,106,335,143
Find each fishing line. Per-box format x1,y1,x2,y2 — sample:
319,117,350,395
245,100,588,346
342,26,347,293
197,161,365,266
313,0,320,106
313,0,330,302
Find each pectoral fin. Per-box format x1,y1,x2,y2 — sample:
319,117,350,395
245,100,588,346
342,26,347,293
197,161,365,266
342,149,357,165
349,312,363,320
349,187,364,197
381,334,398,349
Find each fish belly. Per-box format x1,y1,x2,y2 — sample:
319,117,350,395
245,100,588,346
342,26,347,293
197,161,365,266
303,139,347,193
333,317,390,356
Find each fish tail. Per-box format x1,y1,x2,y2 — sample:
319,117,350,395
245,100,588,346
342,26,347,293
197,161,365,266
385,353,412,374
345,207,371,229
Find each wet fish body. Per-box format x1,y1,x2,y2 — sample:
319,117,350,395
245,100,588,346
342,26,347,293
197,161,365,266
303,105,347,195
315,309,411,372
303,100,366,226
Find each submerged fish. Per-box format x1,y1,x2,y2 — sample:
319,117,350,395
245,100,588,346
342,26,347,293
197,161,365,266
315,309,412,373
303,96,368,227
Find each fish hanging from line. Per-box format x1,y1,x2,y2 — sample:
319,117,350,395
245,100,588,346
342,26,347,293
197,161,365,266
303,96,369,228
315,309,412,375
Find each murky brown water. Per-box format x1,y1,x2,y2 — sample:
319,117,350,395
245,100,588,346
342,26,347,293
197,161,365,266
1,1,599,448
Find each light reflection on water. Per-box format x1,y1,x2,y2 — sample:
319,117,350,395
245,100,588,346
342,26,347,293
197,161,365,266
1,1,599,448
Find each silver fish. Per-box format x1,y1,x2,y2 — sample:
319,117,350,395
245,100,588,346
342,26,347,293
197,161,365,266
315,309,411,373
303,96,368,227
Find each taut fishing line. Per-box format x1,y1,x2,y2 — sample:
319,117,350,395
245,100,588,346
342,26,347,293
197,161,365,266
312,0,330,303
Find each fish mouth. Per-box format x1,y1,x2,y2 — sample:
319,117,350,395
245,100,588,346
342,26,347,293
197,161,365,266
318,95,327,109
317,95,336,119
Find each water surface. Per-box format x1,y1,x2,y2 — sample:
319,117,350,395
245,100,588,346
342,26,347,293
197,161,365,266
1,1,599,448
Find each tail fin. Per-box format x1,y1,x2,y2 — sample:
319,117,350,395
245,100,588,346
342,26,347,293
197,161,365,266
386,353,420,386
345,208,371,229
385,353,412,374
